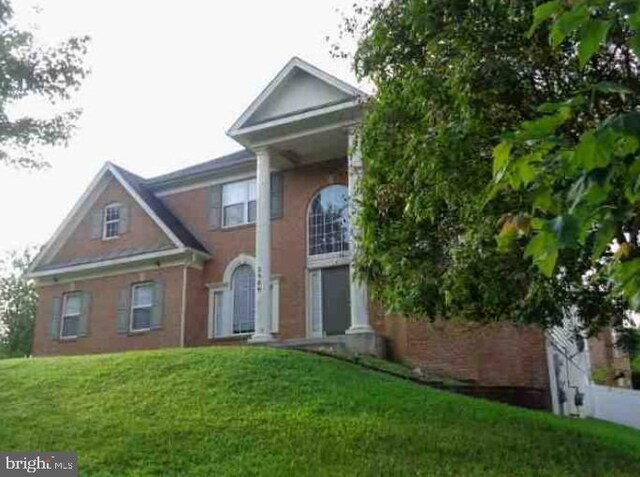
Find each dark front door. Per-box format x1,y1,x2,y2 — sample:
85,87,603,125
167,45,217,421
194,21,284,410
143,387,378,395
321,266,350,335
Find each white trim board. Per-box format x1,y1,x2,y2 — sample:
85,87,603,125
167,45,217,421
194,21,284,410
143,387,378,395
228,57,367,136
29,248,202,280
231,99,361,137
250,120,359,150
29,163,111,274
34,260,196,287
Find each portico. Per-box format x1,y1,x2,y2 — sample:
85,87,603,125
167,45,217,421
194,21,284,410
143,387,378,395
227,57,374,344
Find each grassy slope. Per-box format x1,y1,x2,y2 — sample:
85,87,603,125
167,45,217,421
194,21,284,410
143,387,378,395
1,348,639,477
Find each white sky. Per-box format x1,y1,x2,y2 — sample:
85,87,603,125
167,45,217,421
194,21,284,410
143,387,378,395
0,0,360,255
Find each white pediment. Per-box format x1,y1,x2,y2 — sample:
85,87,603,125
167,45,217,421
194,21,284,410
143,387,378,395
228,57,366,136
247,68,352,126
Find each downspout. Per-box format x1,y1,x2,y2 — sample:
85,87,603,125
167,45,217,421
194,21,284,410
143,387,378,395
180,264,188,348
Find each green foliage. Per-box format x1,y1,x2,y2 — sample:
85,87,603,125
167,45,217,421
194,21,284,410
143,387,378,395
592,365,617,386
1,347,640,476
0,0,89,169
349,0,626,332
0,248,38,358
492,0,640,316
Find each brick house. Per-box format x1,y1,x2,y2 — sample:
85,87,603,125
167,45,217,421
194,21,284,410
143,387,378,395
28,58,628,402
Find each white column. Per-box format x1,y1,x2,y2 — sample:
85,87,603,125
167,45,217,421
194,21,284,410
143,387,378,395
249,147,275,343
346,129,373,335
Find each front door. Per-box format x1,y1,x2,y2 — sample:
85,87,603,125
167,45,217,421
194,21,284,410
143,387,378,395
321,266,350,335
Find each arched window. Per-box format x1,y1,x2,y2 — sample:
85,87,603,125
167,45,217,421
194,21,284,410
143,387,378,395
209,254,279,339
308,185,350,257
232,264,255,334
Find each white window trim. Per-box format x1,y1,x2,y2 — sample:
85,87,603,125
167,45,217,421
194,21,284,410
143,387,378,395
306,185,352,268
221,179,257,229
209,281,253,339
307,253,351,270
306,269,324,339
60,292,82,340
103,203,122,240
207,254,279,339
130,282,153,333
230,264,256,335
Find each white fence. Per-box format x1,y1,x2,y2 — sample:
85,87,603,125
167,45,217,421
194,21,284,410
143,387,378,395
590,385,640,430
546,314,640,430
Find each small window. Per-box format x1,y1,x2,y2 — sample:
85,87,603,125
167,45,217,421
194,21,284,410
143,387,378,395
222,179,256,227
212,290,224,338
130,283,154,332
61,292,82,339
104,204,121,239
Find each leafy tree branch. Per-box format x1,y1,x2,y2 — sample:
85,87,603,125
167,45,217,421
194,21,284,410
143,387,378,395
0,0,89,169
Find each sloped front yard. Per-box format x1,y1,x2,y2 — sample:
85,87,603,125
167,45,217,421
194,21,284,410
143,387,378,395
1,347,639,476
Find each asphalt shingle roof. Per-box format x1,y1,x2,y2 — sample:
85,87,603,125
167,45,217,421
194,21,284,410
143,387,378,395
145,149,256,187
112,164,209,254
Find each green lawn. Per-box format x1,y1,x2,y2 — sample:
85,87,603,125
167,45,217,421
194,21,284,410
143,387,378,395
1,347,639,476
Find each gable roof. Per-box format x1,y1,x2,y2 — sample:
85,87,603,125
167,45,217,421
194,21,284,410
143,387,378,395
227,57,367,137
30,163,208,274
109,164,208,253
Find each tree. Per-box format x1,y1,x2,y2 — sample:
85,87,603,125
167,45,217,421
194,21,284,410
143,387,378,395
0,248,38,358
346,0,631,336
0,0,89,169
491,1,640,321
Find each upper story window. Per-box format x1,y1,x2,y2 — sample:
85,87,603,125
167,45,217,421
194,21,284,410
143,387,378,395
222,179,256,227
308,185,350,257
60,292,82,339
130,282,154,332
103,203,121,239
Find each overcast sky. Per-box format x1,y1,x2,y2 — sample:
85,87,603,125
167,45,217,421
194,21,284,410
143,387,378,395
1,0,360,255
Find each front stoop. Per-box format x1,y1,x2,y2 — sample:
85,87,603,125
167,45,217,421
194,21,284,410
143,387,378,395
344,332,385,358
271,333,386,359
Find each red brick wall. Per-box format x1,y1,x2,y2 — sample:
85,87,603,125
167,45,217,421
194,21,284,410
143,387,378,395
34,157,555,393
33,266,184,356
378,315,550,389
589,331,632,387
590,332,612,372
184,266,208,347
51,175,174,266
161,158,348,342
